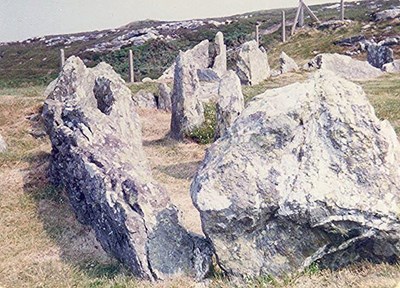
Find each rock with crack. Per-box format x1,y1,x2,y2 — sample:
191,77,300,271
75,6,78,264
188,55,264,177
367,43,394,69
42,56,213,281
170,40,210,140
0,134,7,153
304,53,383,80
236,40,271,85
158,83,172,111
382,60,400,73
212,32,227,76
191,70,400,278
215,71,244,139
280,52,299,74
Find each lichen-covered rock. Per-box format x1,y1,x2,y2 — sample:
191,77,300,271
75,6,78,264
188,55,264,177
191,71,400,278
170,40,210,140
382,60,400,73
43,56,213,281
0,134,7,153
212,32,227,76
375,8,400,21
367,43,394,69
280,51,299,74
304,53,383,80
236,40,270,85
215,71,244,139
132,90,157,109
158,83,172,111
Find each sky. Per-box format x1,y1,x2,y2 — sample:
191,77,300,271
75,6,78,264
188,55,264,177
1,0,352,42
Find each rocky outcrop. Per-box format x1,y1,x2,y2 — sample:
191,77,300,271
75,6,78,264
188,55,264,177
158,83,172,111
375,8,400,21
215,71,244,139
382,60,400,73
170,40,210,140
236,40,270,85
304,53,383,80
43,56,213,281
0,134,7,153
212,32,227,76
367,43,394,69
191,71,400,278
280,52,299,74
132,90,157,109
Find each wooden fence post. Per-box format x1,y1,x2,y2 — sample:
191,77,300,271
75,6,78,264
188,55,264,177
282,11,286,43
129,49,134,83
341,0,345,21
255,24,260,47
299,1,305,27
60,48,65,70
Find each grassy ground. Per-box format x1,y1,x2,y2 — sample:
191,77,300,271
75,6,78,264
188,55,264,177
1,71,400,287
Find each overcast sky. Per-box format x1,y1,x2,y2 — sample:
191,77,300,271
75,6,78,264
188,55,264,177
1,0,353,42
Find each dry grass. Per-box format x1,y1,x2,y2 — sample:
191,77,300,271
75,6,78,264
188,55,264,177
1,77,400,287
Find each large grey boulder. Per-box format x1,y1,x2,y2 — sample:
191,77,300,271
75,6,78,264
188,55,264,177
158,83,172,111
382,60,400,73
0,134,7,153
367,43,394,69
304,53,383,80
191,71,400,278
212,32,227,76
215,71,244,139
236,40,270,85
280,51,299,74
43,56,213,281
170,40,210,140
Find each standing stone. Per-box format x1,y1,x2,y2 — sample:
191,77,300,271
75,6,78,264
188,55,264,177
215,71,244,139
236,40,270,86
0,134,7,153
43,56,213,281
132,90,157,109
382,60,400,73
170,40,210,140
191,70,400,278
280,51,299,74
158,83,172,111
367,43,394,69
212,32,227,76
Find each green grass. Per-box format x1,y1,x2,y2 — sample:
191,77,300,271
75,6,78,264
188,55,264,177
187,103,217,144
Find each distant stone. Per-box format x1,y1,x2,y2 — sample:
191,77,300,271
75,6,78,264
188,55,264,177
142,77,154,83
382,60,400,73
215,71,244,139
367,43,394,69
375,9,400,21
378,37,399,47
236,40,271,85
170,40,210,140
304,53,383,80
197,69,221,82
0,134,7,153
280,52,299,74
192,70,400,278
212,32,227,76
333,35,366,46
132,90,157,109
43,56,213,281
158,63,176,82
158,83,172,111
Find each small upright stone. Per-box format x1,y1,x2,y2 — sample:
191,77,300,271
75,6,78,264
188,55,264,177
236,40,270,85
280,51,299,74
212,32,227,76
215,71,244,139
382,60,400,73
158,83,172,111
0,134,7,153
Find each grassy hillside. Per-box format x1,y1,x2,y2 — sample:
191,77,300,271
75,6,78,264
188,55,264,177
1,0,399,87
